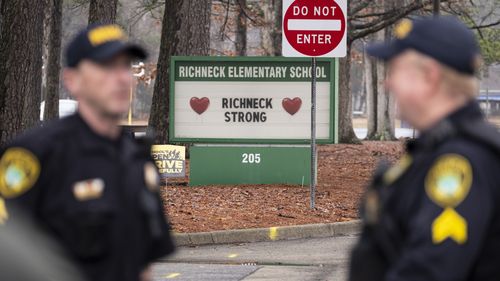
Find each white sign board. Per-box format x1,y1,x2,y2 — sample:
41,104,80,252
169,57,338,144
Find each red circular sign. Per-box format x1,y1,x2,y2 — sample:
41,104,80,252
284,0,346,56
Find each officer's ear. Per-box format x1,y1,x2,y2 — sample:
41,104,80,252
422,59,443,96
63,67,82,99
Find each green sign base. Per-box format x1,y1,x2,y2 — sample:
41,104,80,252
189,146,312,186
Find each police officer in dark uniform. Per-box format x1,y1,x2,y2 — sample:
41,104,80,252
0,24,175,281
349,16,500,281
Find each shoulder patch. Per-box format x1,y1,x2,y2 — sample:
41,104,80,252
0,147,41,198
425,154,472,208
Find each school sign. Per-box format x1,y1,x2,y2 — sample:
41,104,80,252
169,57,339,185
170,57,338,143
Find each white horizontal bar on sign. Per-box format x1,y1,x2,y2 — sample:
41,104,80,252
288,19,341,31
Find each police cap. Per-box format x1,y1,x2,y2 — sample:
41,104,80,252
65,24,147,68
367,16,480,75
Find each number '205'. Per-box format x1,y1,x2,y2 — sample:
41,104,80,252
242,153,261,164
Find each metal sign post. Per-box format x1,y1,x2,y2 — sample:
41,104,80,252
433,0,440,16
282,0,347,210
310,57,317,209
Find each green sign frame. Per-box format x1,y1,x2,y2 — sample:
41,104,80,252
189,146,312,186
169,56,339,144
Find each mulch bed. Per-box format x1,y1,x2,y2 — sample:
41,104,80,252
161,141,405,233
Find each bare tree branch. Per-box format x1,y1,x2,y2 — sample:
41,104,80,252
350,0,437,41
235,0,256,23
219,0,231,40
351,0,373,16
470,20,500,30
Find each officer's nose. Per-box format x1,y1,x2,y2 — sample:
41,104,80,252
117,67,133,87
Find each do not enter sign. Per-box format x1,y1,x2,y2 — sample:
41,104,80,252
282,0,347,57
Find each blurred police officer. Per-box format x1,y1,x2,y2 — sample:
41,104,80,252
0,24,174,281
0,206,86,281
349,16,500,281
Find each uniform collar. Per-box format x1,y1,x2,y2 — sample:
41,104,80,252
65,113,151,162
72,113,149,161
70,113,124,154
407,101,484,152
446,100,484,124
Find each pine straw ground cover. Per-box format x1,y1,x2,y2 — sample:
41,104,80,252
161,141,404,233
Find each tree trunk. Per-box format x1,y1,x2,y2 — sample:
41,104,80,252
261,1,274,56
338,2,359,144
338,44,361,144
374,61,394,140
0,0,44,145
373,1,396,141
44,0,62,121
365,40,378,139
88,0,117,25
358,68,367,114
0,0,2,33
272,0,282,56
235,0,247,56
148,0,211,144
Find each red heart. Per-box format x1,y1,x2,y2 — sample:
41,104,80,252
282,97,302,115
190,97,210,115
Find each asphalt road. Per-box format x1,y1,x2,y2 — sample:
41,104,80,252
152,235,358,281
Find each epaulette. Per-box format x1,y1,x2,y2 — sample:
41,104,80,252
458,120,500,156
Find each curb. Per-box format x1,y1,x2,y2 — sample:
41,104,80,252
173,220,361,247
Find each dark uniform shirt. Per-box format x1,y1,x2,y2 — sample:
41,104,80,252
350,102,500,281
0,114,175,281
